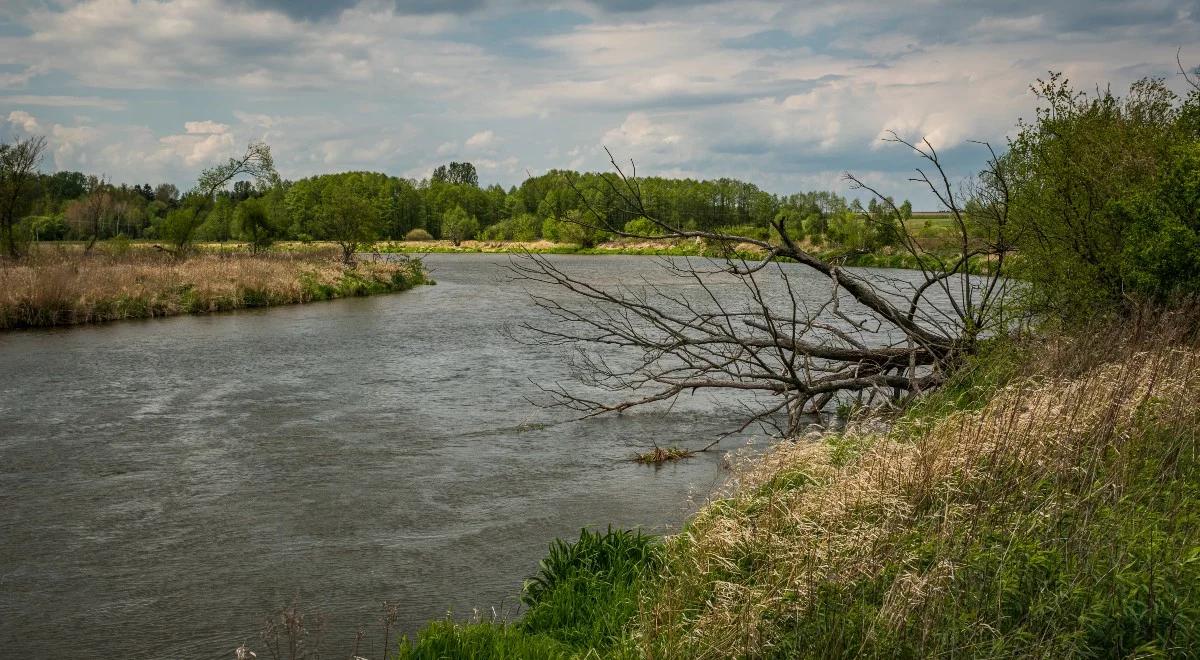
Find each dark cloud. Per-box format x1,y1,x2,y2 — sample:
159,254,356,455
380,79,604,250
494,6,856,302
231,0,484,21
582,0,722,12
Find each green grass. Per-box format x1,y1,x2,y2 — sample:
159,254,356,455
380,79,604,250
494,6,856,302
396,528,660,660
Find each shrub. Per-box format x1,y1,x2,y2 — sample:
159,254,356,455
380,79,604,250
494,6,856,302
1002,74,1199,319
404,228,435,241
622,217,666,237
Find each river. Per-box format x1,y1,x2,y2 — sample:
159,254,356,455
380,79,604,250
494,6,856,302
0,254,954,658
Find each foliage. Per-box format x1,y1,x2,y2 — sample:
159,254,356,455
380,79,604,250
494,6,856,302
543,209,608,247
1001,73,1200,318
1113,142,1200,302
235,197,280,253
431,161,479,187
480,213,542,241
621,216,665,237
0,135,47,258
314,182,382,263
162,141,279,256
441,205,479,245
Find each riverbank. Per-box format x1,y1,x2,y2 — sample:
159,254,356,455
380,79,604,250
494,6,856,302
371,238,1001,274
0,247,428,330
395,313,1200,658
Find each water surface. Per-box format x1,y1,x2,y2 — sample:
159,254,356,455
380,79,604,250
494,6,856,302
0,254,952,658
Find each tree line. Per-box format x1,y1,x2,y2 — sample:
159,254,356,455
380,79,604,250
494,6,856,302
0,151,915,258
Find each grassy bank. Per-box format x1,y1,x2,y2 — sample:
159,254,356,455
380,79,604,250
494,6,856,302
0,246,427,330
396,314,1200,658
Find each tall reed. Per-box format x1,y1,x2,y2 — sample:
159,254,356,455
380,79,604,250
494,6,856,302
0,245,425,329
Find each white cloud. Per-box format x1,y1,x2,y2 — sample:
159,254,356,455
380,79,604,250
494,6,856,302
465,129,496,148
7,110,42,134
183,120,230,135
0,0,1196,206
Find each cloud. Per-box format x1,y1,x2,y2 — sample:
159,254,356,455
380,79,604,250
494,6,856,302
184,120,231,135
465,129,496,148
230,0,486,21
0,0,1197,207
0,95,126,110
7,110,41,134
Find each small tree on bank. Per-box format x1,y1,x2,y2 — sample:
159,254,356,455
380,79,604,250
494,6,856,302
441,205,478,246
317,185,381,264
235,198,279,254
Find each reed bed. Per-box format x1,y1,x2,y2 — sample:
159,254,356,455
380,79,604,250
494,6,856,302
637,314,1200,658
0,246,425,329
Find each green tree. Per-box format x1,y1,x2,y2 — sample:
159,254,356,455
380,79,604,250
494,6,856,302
163,141,277,257
441,205,478,245
431,161,478,187
236,197,279,253
317,184,381,263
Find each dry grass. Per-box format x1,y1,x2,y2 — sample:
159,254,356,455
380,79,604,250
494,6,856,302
0,245,425,329
636,313,1200,658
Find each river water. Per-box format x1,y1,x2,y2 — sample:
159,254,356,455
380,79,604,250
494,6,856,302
0,254,951,658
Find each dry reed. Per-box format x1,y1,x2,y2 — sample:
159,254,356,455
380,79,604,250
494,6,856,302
0,245,424,329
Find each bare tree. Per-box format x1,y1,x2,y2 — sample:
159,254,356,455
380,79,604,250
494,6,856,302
65,179,114,254
0,135,47,259
513,137,1016,439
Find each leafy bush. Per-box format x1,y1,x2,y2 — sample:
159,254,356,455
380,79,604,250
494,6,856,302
543,210,609,247
1002,74,1200,318
622,217,666,237
23,214,68,241
403,228,434,241
479,213,542,241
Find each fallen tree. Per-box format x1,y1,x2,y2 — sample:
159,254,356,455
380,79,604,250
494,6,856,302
513,137,1017,437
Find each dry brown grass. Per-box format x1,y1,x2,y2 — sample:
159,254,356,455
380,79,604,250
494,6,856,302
0,245,424,329
636,313,1200,658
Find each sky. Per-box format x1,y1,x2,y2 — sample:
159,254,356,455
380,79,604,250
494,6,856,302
1,0,1198,207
